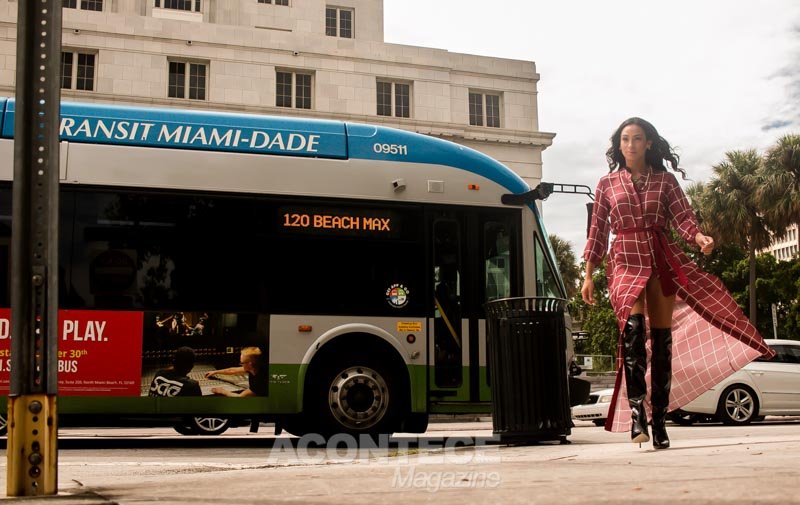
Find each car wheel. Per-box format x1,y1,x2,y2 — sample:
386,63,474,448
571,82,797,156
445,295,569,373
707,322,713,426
716,385,759,425
175,416,231,436
592,419,606,427
310,356,401,438
668,410,699,426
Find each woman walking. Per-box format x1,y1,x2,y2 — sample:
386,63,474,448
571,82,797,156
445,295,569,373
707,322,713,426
581,117,774,449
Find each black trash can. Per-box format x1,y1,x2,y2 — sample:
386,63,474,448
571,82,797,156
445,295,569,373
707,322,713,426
485,297,571,444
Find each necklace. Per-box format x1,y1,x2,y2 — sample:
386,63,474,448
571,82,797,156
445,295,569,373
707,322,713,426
632,168,651,192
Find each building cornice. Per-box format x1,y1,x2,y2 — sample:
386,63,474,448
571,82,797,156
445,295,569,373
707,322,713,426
0,19,541,84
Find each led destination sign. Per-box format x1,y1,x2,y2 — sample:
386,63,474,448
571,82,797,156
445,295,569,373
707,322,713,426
279,206,402,238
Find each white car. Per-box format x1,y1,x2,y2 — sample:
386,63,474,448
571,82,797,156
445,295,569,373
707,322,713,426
572,339,800,426
572,388,614,426
676,339,800,425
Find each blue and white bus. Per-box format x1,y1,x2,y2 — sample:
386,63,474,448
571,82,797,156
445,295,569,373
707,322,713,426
0,98,569,436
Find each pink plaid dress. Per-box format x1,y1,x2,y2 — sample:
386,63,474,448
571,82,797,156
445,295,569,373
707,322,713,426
583,169,775,433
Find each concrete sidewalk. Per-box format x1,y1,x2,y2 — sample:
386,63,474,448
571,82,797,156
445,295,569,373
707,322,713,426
3,420,800,504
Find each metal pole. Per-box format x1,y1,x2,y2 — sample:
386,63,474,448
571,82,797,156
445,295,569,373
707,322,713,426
771,303,778,340
7,0,61,496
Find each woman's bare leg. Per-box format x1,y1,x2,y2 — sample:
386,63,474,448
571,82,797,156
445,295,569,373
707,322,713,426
645,276,675,327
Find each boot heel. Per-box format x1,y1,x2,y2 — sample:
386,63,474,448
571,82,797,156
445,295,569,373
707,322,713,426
632,432,649,444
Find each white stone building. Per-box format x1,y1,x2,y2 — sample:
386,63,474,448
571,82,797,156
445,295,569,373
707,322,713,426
762,223,800,262
0,0,554,188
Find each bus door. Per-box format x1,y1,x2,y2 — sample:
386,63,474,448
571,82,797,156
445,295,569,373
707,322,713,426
428,209,518,406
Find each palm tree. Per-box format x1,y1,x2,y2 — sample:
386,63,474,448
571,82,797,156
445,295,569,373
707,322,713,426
758,133,800,232
699,150,772,323
549,234,581,299
685,181,707,224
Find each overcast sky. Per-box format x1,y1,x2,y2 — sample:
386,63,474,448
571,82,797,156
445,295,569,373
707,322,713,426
384,0,800,255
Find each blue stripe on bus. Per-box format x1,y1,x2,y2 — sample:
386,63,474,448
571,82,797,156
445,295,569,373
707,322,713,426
0,98,6,133
0,98,530,194
346,123,529,193
1,99,349,159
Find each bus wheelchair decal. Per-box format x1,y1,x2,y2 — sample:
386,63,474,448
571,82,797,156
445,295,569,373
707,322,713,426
385,283,411,308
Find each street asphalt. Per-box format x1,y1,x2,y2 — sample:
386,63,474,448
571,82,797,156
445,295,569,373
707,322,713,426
1,418,800,504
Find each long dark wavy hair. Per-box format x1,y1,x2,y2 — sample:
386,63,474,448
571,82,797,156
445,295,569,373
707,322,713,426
605,117,688,179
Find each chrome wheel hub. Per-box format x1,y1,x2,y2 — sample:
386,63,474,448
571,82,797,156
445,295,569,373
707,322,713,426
327,366,388,430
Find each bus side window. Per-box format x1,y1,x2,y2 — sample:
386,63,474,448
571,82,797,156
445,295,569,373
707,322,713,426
534,235,560,298
433,219,462,388
484,222,510,301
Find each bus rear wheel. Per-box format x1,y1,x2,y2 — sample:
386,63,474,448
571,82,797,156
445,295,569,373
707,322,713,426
173,416,231,436
312,358,400,438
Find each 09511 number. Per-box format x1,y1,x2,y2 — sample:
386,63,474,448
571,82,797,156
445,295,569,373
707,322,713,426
373,143,408,156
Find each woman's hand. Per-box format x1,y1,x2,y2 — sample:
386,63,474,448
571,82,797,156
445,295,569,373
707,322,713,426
581,277,595,305
695,233,715,255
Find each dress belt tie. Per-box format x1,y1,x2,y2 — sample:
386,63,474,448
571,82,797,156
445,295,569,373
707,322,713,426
616,226,688,297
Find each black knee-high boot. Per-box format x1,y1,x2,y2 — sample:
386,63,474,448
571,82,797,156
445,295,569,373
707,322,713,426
623,314,649,444
650,327,672,449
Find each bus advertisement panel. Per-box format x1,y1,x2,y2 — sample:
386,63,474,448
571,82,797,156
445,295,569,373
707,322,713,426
0,309,268,399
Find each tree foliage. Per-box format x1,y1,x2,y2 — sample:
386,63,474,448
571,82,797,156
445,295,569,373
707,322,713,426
696,150,775,323
549,234,581,299
758,133,800,232
721,255,800,340
569,260,618,358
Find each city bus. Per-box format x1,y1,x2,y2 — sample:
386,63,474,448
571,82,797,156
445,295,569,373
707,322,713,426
0,98,570,436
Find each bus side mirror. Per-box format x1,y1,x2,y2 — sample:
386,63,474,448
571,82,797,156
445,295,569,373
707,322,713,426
585,202,593,238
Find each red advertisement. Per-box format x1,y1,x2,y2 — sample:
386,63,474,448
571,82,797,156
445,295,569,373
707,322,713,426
0,309,144,396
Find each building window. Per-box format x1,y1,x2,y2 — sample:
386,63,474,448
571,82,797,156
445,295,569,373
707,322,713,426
276,71,312,109
258,0,288,4
377,81,410,118
325,6,353,38
155,0,201,12
469,92,501,128
63,0,103,10
168,61,207,100
61,51,95,91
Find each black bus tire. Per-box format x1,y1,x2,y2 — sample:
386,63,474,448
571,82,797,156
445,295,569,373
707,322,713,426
309,356,402,439
173,422,198,436
280,414,311,437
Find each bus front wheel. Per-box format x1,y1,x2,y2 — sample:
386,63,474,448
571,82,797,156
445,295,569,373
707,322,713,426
312,358,401,438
